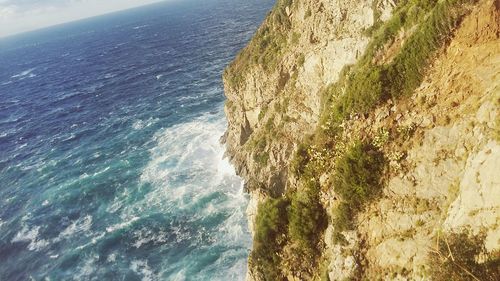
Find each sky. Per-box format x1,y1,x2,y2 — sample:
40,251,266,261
0,0,165,38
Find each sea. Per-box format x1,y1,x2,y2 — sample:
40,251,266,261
0,0,274,280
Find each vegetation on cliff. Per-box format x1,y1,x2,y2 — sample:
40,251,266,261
331,141,385,234
251,197,289,281
322,0,480,133
234,0,499,279
225,0,296,87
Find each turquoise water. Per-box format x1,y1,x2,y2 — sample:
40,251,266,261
0,0,273,280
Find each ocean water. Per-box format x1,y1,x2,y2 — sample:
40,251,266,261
0,0,273,280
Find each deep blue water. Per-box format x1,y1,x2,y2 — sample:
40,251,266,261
0,0,273,280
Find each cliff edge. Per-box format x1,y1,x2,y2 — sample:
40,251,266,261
223,0,500,280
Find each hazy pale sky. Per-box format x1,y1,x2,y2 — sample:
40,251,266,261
0,0,165,38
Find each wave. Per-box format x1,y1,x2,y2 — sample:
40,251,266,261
11,68,36,79
133,25,150,30
11,225,50,251
131,112,249,279
130,260,158,281
58,215,93,239
132,118,158,130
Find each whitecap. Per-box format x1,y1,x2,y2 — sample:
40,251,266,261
132,228,167,249
12,225,50,251
130,260,158,281
133,25,150,30
132,118,158,130
132,120,145,130
11,68,36,79
61,133,76,142
59,215,92,238
104,73,116,79
107,253,117,262
74,254,98,280
106,216,139,233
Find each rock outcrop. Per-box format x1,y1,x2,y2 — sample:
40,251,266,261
223,0,500,280
223,0,397,194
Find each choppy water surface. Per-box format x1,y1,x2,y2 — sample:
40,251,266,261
0,0,273,280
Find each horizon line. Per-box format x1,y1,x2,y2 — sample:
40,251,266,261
0,0,169,40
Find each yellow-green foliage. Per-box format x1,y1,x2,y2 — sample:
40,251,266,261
332,141,385,232
322,0,477,131
288,179,328,262
252,198,290,281
250,0,480,279
226,0,295,87
252,137,269,166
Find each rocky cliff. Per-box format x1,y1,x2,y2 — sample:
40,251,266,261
223,0,500,280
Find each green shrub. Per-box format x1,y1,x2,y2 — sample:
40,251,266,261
291,32,301,45
332,141,385,232
290,142,311,176
429,231,500,281
251,137,269,165
251,197,290,281
254,151,269,165
265,118,274,132
320,0,476,131
304,8,312,19
336,65,385,118
297,53,305,67
384,0,477,98
258,104,268,121
225,0,295,87
288,180,328,257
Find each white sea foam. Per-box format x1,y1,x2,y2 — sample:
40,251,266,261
12,225,50,251
59,215,93,238
132,118,158,130
132,228,167,248
11,68,36,79
74,254,98,280
134,112,250,279
130,260,158,281
107,253,117,262
106,216,139,233
133,25,150,30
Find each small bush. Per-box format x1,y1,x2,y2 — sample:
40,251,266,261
252,137,269,165
320,0,476,131
258,104,268,121
304,8,312,19
288,180,328,257
297,53,305,67
254,151,269,165
429,231,500,281
251,197,290,281
290,142,311,176
384,0,477,98
332,141,385,232
225,0,295,87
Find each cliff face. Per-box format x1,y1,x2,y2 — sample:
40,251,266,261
223,0,500,280
223,0,396,194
